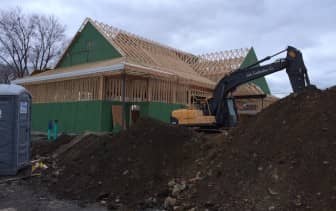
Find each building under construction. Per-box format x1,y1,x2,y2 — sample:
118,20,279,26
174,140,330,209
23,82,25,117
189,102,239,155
13,18,275,133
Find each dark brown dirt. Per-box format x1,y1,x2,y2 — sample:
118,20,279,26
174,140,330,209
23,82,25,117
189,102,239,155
44,118,201,209
32,86,336,210
179,86,336,210
31,134,74,159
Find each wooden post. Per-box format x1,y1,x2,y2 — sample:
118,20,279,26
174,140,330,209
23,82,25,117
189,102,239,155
121,70,126,130
98,75,105,100
173,80,177,103
147,78,151,102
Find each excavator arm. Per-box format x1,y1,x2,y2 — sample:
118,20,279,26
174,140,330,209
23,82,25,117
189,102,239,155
211,46,311,127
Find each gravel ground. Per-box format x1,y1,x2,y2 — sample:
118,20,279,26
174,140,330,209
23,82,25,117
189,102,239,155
0,180,107,211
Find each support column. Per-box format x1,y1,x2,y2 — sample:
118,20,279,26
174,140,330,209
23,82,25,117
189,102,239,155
121,70,126,130
98,75,105,100
147,78,152,102
173,79,177,104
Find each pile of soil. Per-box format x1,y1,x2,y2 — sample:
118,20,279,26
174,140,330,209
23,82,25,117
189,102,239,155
45,118,202,209
31,134,74,158
179,86,336,210
34,86,336,210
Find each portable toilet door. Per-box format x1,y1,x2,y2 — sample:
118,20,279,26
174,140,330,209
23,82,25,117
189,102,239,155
0,84,31,175
17,90,31,170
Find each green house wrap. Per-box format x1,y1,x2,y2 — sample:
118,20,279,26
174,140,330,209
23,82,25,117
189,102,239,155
239,48,271,94
57,22,122,68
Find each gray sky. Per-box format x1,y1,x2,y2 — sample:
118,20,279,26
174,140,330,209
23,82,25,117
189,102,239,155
3,0,336,96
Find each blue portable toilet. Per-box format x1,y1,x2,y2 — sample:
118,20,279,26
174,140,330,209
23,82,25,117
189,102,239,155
0,84,31,175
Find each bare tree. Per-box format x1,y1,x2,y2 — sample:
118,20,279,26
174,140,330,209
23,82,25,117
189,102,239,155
0,63,15,83
0,8,66,78
0,8,34,78
30,15,65,71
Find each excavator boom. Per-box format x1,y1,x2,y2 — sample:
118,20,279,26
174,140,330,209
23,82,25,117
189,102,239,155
171,46,311,128
212,46,310,127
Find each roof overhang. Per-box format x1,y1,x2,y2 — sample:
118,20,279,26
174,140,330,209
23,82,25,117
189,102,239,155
12,63,124,85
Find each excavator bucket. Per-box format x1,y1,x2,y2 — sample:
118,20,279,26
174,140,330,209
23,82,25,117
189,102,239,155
286,46,311,92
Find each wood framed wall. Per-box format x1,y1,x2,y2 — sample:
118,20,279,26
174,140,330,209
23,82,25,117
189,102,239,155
24,74,212,105
104,75,211,105
25,77,101,103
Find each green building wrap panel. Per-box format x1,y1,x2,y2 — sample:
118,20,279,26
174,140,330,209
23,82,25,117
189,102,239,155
57,22,122,68
31,101,185,133
143,102,185,122
240,48,271,94
99,101,184,131
32,101,103,133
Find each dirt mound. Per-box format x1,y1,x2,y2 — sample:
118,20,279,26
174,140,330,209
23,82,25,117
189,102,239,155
34,86,336,210
31,134,74,158
45,118,201,209
180,86,336,210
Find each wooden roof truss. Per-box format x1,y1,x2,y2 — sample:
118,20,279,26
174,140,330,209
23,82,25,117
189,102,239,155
20,18,266,99
92,20,214,86
189,48,249,80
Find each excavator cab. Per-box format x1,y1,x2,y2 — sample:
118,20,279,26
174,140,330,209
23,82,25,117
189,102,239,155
191,96,212,115
170,95,216,126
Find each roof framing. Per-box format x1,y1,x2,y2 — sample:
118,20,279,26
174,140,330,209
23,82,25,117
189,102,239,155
19,18,267,96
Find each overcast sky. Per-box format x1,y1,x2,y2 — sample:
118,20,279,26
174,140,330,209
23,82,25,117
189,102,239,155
3,0,336,96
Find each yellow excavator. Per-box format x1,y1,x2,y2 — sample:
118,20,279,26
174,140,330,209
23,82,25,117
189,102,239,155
171,96,216,126
171,46,311,128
